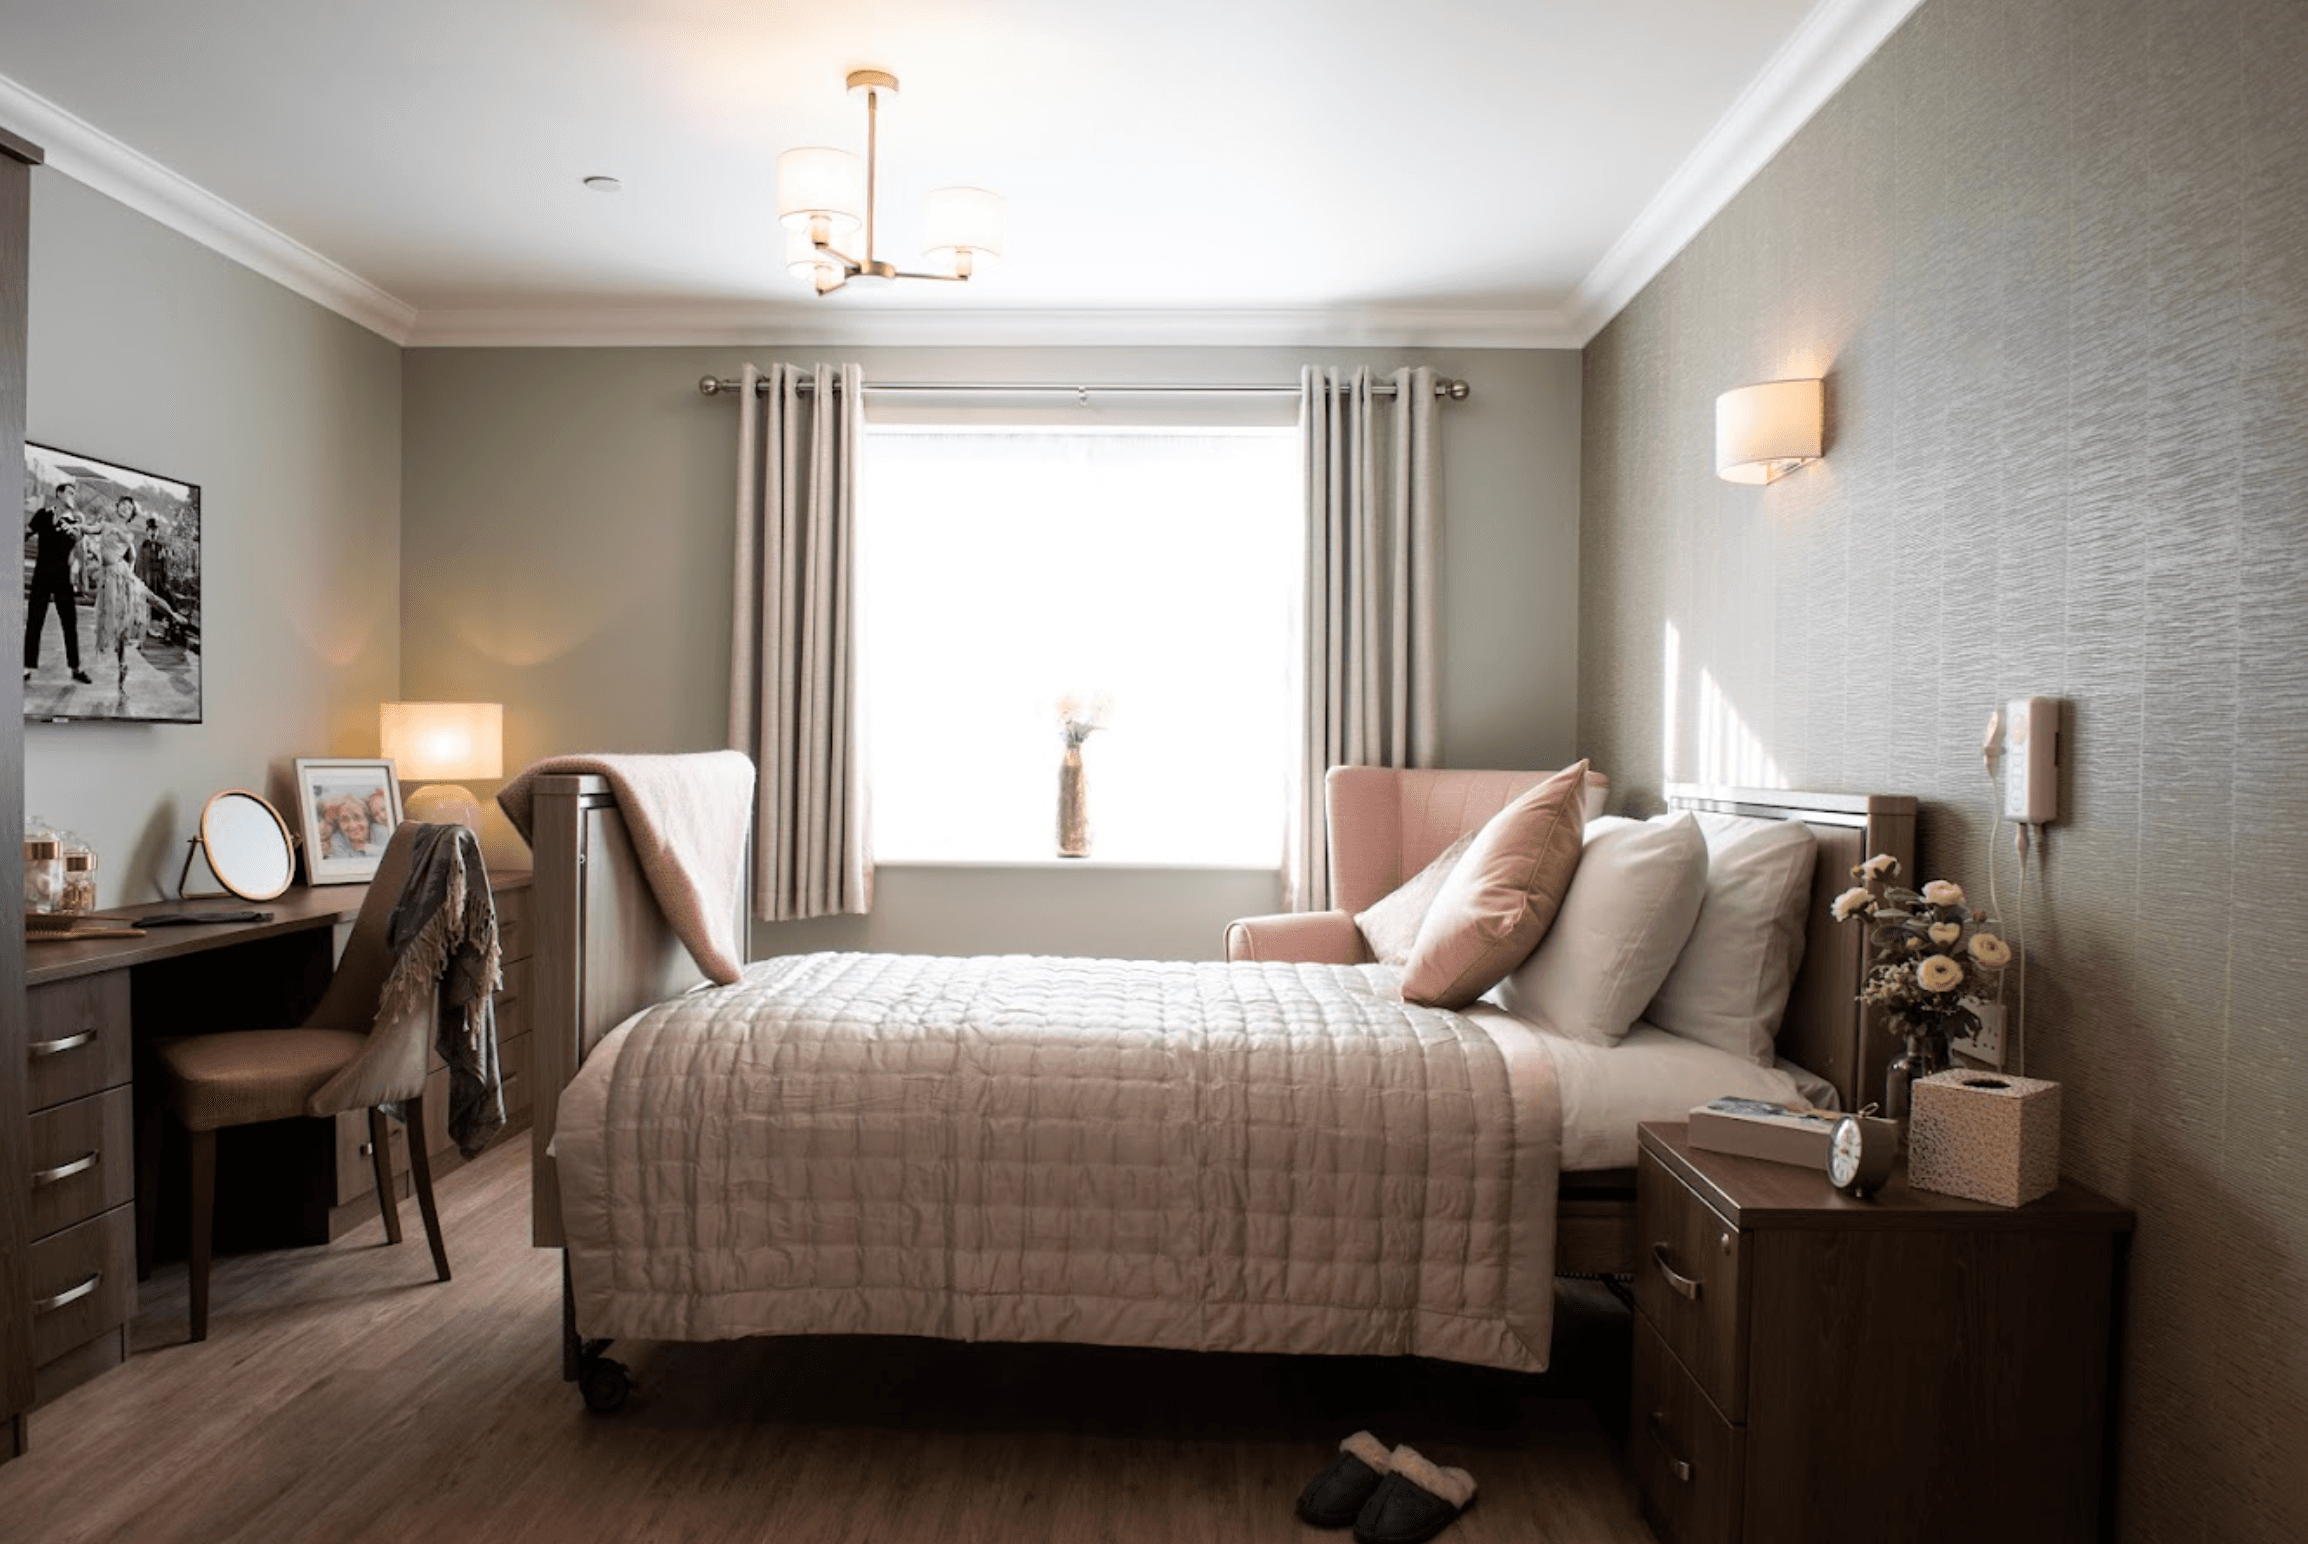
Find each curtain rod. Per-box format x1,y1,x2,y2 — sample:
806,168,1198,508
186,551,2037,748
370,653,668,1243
696,374,1470,402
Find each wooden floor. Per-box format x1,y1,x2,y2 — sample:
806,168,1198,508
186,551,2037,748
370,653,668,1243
0,1141,1656,1544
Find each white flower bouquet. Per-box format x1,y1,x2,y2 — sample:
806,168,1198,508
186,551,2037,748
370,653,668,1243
1831,853,2010,1068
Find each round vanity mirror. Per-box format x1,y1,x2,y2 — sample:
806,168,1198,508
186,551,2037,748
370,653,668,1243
200,790,296,901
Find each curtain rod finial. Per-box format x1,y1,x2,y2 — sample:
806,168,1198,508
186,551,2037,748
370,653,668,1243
1437,378,1470,400
699,374,728,396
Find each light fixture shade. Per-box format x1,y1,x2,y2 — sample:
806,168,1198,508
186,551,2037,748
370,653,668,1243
776,147,864,232
786,226,848,278
380,702,504,781
923,186,1006,270
1716,379,1823,484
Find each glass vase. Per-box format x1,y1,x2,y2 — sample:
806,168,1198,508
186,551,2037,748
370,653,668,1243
1057,744,1090,858
1884,1030,1949,1123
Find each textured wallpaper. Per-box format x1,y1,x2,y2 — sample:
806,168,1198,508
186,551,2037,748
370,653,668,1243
1579,1,2305,1539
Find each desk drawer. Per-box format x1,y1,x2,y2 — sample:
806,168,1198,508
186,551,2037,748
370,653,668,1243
333,1105,410,1208
1632,1311,1744,1544
494,882,531,964
27,1086,135,1241
29,1203,136,1368
1636,1148,1748,1419
26,974,133,1111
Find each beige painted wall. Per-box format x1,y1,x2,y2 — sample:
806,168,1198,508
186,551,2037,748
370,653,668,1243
1579,1,2307,1537
400,344,1579,957
22,172,402,906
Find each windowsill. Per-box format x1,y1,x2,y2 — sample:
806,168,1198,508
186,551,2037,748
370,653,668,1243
876,857,1280,874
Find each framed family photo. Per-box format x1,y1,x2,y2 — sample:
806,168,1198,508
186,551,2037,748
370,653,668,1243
22,441,203,723
294,758,403,884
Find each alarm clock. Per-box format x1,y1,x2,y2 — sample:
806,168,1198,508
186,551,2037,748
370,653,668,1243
1828,1114,1899,1197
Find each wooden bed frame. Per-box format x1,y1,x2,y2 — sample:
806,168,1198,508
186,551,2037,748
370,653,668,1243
524,773,1915,1288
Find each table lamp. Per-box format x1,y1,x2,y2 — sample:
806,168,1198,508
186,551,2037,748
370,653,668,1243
379,701,503,834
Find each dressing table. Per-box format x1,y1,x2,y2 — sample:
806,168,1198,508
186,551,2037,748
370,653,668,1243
18,870,532,1409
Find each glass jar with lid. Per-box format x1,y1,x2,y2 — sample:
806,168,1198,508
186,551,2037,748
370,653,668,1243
58,830,98,914
23,815,62,915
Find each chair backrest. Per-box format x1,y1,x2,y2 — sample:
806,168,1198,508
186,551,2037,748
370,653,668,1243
303,821,422,1032
1324,766,1608,915
299,822,464,1117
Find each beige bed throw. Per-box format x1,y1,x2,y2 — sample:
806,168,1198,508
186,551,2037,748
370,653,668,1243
496,751,755,985
554,952,1564,1373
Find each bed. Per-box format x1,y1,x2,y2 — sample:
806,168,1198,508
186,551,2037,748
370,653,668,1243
523,776,1914,1409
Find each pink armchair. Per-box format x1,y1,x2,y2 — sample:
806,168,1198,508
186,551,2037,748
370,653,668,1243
1224,766,1608,963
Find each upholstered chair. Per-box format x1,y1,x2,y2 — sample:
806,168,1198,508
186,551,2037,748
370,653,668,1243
139,822,454,1341
1225,766,1608,963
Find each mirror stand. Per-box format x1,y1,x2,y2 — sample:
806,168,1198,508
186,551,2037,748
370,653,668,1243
174,832,303,900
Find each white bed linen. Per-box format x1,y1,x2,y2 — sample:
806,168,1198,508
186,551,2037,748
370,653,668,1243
1460,1002,1827,1171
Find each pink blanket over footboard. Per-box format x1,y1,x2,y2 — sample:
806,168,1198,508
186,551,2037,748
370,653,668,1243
554,952,1562,1373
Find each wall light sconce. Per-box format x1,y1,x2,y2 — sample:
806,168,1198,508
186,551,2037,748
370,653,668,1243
1715,379,1824,484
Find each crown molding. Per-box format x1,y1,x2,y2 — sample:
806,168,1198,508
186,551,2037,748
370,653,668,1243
0,71,417,344
1565,0,1927,344
404,302,1581,350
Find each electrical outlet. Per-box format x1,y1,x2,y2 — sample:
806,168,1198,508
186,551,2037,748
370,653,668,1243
1952,1000,2007,1069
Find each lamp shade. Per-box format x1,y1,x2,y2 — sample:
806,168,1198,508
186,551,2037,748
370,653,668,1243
923,185,1006,273
776,147,864,233
380,702,503,782
1715,379,1824,484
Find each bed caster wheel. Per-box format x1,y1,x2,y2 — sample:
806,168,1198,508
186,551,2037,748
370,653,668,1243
580,1358,633,1413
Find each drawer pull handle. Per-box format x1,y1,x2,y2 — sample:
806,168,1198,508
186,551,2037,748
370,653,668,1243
31,1150,99,1187
34,1271,100,1314
1651,1242,1702,1300
1647,1412,1693,1483
29,1028,97,1058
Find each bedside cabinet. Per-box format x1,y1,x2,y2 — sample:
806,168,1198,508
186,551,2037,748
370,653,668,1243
1630,1122,2132,1544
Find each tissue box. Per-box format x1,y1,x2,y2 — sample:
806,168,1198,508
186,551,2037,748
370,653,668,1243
1908,1070,2061,1207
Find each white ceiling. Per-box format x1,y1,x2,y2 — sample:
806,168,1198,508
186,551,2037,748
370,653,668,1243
0,0,1920,346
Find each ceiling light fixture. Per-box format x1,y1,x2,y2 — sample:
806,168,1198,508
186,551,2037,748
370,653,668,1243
776,69,1004,297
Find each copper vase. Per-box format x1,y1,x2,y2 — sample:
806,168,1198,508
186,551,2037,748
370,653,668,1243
1057,744,1089,858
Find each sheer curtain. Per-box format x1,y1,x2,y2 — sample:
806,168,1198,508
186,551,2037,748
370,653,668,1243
1291,365,1440,910
727,361,872,921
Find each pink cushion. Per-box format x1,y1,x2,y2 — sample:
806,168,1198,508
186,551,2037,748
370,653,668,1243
1399,761,1591,1009
1355,832,1475,967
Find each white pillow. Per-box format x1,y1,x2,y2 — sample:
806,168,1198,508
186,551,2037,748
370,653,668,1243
1644,812,1819,1065
1490,814,1708,1046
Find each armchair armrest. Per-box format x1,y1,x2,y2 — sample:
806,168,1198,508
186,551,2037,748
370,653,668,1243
1223,909,1371,965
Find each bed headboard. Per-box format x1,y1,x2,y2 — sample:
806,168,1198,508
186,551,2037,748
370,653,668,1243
1665,784,1917,1114
526,773,747,1247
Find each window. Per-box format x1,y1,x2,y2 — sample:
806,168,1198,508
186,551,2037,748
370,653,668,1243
857,422,1301,865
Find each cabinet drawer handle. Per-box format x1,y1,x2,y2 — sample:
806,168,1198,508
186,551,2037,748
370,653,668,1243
31,1150,99,1187
1651,1242,1702,1300
29,1028,97,1058
1647,1412,1694,1483
34,1271,101,1314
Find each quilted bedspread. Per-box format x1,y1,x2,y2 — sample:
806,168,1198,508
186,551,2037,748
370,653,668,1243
554,952,1563,1372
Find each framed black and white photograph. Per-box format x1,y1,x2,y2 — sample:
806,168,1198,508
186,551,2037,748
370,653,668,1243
294,757,403,885
22,441,203,723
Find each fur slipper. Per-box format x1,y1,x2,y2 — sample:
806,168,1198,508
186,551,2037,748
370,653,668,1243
1351,1445,1477,1544
1296,1430,1395,1528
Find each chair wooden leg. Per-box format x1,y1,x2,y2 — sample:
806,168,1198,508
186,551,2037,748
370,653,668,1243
403,1094,451,1283
136,1099,164,1281
368,1108,403,1245
187,1127,216,1343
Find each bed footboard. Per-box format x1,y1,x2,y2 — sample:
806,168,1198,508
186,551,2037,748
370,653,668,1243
528,773,738,1248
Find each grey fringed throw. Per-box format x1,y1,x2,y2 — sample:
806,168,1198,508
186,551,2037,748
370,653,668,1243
378,824,504,1157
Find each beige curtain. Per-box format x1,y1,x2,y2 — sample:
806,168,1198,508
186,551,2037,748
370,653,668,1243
728,362,872,921
1290,364,1439,910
